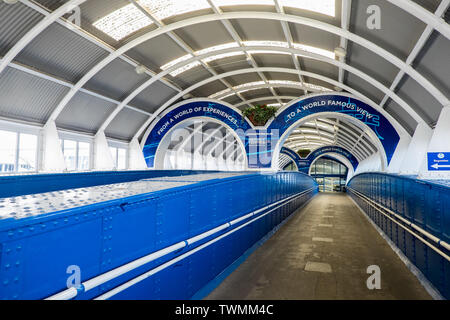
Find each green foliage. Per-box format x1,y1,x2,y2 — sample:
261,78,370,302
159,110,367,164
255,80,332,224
297,149,311,158
242,104,278,126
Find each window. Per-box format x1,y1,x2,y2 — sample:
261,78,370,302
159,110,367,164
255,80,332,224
0,130,17,173
61,139,91,171
18,134,38,172
0,130,38,174
109,146,128,170
78,142,90,171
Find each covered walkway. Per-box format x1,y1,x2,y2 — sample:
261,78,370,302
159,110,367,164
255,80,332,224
207,193,432,300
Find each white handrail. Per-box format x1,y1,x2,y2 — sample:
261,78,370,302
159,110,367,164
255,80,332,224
94,188,315,300
348,188,450,258
46,187,316,300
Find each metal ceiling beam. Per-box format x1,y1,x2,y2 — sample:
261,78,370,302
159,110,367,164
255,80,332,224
206,0,284,106
134,64,422,143
234,96,298,108
7,60,152,117
380,0,450,108
0,0,88,75
386,0,450,40
212,83,322,100
129,0,250,110
102,45,429,140
273,0,307,94
18,0,181,94
285,130,370,157
44,11,448,133
193,126,223,154
339,0,352,83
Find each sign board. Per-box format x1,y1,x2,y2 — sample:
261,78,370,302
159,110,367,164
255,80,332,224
427,152,450,171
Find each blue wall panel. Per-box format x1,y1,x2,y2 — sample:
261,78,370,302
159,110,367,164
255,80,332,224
348,173,450,299
0,171,317,300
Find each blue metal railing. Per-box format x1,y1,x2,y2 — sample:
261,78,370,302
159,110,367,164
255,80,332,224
0,171,318,300
0,170,225,198
347,173,450,299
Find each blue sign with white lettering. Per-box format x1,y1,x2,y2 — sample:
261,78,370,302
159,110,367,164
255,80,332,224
142,94,401,170
427,152,450,171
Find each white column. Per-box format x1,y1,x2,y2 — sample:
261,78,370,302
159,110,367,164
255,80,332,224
128,137,148,170
399,123,433,175
40,120,66,172
387,133,412,173
93,131,115,171
419,107,450,179
354,151,382,175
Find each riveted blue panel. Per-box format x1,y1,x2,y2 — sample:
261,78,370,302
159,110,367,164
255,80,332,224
348,173,450,299
0,171,318,300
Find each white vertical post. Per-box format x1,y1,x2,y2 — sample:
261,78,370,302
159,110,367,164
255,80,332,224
419,106,450,179
93,131,115,171
399,123,433,175
40,120,66,172
128,137,148,170
387,133,412,173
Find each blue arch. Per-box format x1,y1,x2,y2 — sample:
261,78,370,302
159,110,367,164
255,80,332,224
268,95,400,165
280,147,303,170
282,146,359,174
142,94,401,169
142,100,252,168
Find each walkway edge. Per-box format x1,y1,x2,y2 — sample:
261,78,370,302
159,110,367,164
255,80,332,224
347,195,444,300
193,194,318,300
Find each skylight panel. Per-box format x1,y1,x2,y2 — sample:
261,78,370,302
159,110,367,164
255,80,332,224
213,0,274,7
235,81,265,89
210,88,232,99
139,0,210,21
293,43,335,59
93,4,154,41
196,43,240,55
170,62,202,77
304,83,332,91
247,50,290,55
280,0,335,17
243,41,290,48
203,52,245,63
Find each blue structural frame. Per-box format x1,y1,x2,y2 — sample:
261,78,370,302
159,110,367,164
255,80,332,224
281,146,359,174
143,94,400,170
0,170,225,198
348,173,450,298
0,171,317,300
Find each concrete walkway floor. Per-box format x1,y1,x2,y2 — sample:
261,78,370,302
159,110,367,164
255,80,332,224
206,193,432,300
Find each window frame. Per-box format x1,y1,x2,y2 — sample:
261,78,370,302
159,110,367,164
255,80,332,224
0,120,40,174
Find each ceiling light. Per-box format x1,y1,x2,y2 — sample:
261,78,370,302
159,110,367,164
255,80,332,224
334,46,347,58
293,43,336,59
135,64,147,74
